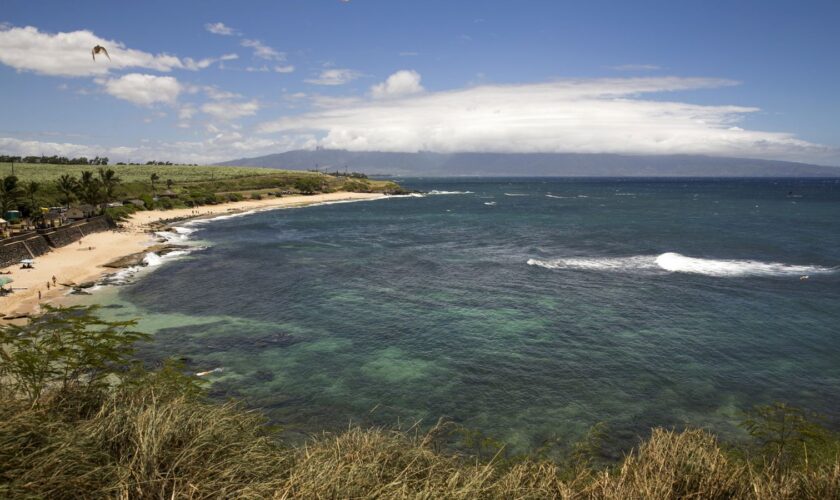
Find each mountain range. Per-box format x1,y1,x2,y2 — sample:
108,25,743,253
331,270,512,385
217,150,840,177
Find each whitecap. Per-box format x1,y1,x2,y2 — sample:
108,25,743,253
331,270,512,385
654,252,834,277
428,190,474,195
528,252,836,278
504,193,529,197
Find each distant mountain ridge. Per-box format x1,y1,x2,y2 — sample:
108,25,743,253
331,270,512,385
216,150,840,177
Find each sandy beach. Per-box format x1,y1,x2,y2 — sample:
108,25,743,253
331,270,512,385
0,191,385,319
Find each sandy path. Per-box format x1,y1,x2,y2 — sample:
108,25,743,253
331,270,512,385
1,192,385,318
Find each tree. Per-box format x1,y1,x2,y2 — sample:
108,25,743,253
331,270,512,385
56,174,78,208
0,305,147,402
150,173,160,198
166,178,173,190
98,168,121,205
76,171,102,206
0,175,20,214
295,176,322,195
23,181,40,214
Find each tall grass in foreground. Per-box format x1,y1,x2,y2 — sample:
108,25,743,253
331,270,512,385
2,307,839,498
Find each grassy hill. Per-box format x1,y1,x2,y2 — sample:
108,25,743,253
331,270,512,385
0,162,404,215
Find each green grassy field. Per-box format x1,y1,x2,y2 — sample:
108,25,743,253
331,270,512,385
0,162,311,184
0,162,403,214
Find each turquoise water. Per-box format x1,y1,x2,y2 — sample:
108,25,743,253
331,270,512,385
85,178,840,452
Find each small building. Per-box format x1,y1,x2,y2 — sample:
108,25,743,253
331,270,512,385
66,204,96,221
124,199,146,208
41,211,64,228
3,210,21,223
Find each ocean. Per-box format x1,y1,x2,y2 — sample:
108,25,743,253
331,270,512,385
81,178,840,453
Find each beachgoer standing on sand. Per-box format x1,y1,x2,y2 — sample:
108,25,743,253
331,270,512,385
38,290,41,300
52,275,56,285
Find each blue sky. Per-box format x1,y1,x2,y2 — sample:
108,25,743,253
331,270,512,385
2,0,839,165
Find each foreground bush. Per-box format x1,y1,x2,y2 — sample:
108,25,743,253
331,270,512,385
1,307,839,498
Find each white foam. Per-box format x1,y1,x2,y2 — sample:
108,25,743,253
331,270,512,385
527,256,658,272
183,210,258,226
528,252,836,278
428,190,474,195
484,201,496,206
504,193,529,196
654,252,833,277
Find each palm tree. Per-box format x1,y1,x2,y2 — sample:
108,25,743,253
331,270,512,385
23,181,40,212
150,173,160,198
55,174,78,208
98,168,121,205
76,171,102,207
0,175,19,215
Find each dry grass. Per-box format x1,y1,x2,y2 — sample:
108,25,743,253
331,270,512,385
1,382,839,499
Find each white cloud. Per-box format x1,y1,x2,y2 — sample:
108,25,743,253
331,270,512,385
305,68,362,86
205,22,236,36
183,53,239,70
371,70,424,99
0,134,317,164
0,24,229,77
203,86,242,100
274,64,295,73
201,100,260,120
241,39,284,60
0,136,116,158
611,64,662,71
256,76,836,162
99,73,182,106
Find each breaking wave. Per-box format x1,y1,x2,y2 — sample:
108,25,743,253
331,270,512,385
428,190,474,195
527,252,835,278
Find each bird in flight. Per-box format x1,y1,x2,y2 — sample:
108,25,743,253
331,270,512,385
91,45,110,61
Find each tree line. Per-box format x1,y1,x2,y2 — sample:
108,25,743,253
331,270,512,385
0,168,124,219
0,155,198,167
0,155,110,165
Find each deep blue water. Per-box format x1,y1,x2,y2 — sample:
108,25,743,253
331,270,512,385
89,178,840,452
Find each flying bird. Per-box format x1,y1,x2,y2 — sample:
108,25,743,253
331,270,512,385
91,45,110,61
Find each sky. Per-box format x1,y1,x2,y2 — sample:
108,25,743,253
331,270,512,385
1,0,839,166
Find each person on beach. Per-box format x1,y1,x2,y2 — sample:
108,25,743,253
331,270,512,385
38,290,41,300
52,276,56,286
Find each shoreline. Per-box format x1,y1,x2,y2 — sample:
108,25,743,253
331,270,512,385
0,191,386,320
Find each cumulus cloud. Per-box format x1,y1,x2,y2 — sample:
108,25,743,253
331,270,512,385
201,100,260,120
371,70,424,99
0,134,316,164
0,136,117,158
241,39,284,60
274,64,295,73
305,68,362,86
0,25,232,77
256,76,836,162
99,73,182,106
205,22,236,36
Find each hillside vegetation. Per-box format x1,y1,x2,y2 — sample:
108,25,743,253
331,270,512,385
1,307,838,499
0,162,404,218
